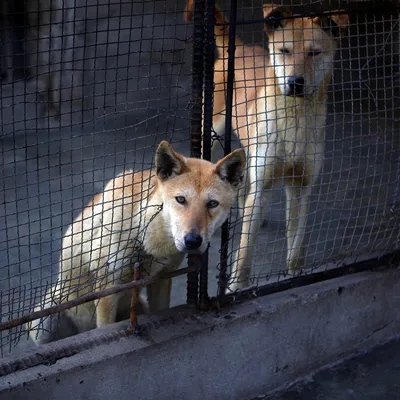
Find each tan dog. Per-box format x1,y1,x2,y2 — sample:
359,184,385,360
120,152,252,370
185,2,349,290
28,141,245,344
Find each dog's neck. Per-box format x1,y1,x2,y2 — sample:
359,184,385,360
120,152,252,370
139,180,180,258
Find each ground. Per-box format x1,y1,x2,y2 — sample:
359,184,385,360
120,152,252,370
256,337,400,400
0,1,399,356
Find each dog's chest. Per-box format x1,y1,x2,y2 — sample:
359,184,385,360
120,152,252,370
128,251,183,282
104,208,183,281
266,101,326,160
115,248,184,284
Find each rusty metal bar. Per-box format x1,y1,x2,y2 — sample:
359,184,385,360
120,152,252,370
218,0,237,306
187,254,203,307
187,0,206,307
0,266,195,333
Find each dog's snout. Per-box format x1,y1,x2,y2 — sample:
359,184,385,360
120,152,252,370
184,233,203,250
287,76,305,96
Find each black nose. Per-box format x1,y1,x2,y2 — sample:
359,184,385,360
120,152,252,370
287,76,305,96
184,233,203,250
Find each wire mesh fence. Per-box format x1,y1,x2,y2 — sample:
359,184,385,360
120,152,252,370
0,0,199,356
212,0,400,298
0,0,399,359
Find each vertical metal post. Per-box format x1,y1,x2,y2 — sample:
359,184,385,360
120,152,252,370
198,250,210,309
202,0,215,163
0,1,13,81
198,0,215,310
218,0,237,306
187,0,206,307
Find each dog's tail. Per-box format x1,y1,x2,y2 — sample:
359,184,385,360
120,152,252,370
184,0,229,49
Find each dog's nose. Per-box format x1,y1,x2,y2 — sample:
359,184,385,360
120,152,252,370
287,76,305,96
184,233,203,250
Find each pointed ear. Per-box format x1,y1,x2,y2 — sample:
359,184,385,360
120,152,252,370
263,4,292,33
329,12,349,30
155,141,187,181
215,149,246,187
313,12,349,37
184,0,194,23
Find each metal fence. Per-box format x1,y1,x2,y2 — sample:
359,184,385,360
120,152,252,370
1,0,197,356
215,0,400,304
0,0,399,358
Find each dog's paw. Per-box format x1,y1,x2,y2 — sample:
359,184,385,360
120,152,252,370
287,253,306,276
138,293,150,314
226,278,249,294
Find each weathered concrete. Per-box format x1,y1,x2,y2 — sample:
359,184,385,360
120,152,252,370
1,269,399,400
259,337,400,400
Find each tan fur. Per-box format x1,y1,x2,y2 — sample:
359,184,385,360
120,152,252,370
28,142,245,344
185,3,349,290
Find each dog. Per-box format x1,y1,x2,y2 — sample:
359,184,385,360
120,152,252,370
27,141,245,344
185,2,349,291
0,0,74,115
26,0,75,118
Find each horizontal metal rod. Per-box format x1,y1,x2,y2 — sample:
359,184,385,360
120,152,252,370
225,250,400,304
0,267,195,332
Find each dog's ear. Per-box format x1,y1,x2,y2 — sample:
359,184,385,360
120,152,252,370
215,149,246,187
313,12,349,37
156,141,187,181
263,4,292,33
184,0,194,23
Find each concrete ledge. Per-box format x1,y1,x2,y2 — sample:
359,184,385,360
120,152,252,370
1,269,400,399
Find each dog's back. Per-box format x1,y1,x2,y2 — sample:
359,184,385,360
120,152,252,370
28,169,155,343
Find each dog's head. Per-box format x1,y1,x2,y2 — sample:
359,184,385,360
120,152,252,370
263,4,349,97
155,141,245,254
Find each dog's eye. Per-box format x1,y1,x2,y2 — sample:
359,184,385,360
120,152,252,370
207,200,219,209
308,49,322,57
175,196,186,205
279,48,291,54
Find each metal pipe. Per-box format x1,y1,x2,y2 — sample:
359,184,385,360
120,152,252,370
187,0,206,307
218,0,237,306
198,0,216,310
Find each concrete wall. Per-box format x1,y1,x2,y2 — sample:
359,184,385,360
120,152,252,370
1,269,399,399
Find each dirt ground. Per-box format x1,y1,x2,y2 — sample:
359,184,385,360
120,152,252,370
0,0,399,355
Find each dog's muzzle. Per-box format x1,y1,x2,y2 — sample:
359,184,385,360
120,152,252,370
184,233,203,251
286,76,305,97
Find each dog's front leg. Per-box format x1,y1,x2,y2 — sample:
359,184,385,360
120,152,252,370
96,292,124,327
27,281,78,345
95,242,133,328
285,184,312,275
146,278,172,313
228,145,270,292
